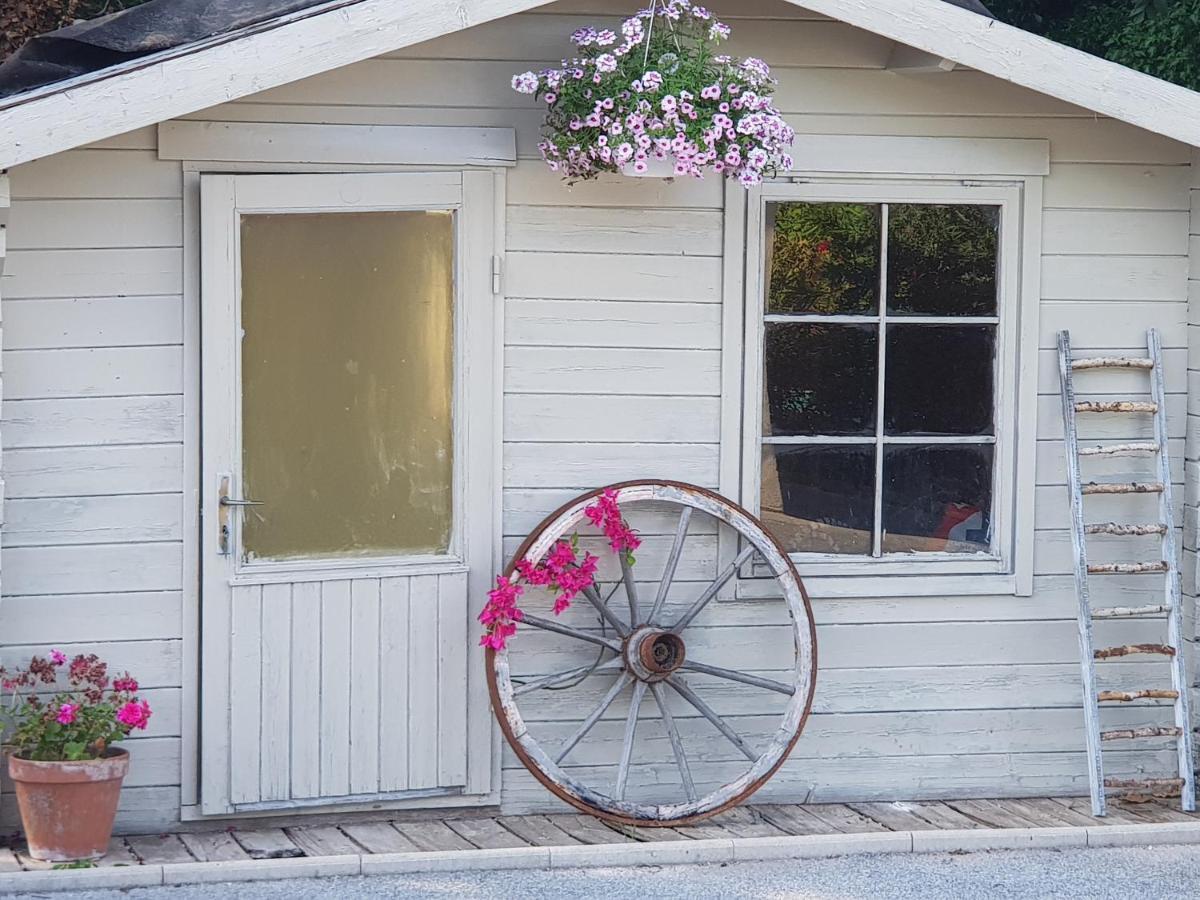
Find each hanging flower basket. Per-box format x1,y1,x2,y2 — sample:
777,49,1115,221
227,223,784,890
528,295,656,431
511,1,795,185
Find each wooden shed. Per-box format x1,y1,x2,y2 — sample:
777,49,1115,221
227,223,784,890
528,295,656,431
1,0,1200,832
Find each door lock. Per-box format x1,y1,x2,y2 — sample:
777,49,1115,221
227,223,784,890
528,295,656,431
217,475,263,556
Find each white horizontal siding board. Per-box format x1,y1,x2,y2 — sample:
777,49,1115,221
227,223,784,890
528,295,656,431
3,346,182,399
505,299,722,350
1041,255,1188,302
10,151,181,200
505,348,721,395
1036,394,1186,440
1036,345,1187,391
504,395,721,443
6,199,182,250
1,543,182,596
503,442,720,489
159,121,517,166
792,134,1048,176
506,206,723,256
3,494,182,546
3,297,182,350
506,164,723,208
4,445,181,497
1042,210,1191,256
1044,164,1192,210
1039,302,1187,349
2,248,182,299
83,125,158,151
0,592,182,643
506,252,722,303
2,395,183,447
0,639,181,688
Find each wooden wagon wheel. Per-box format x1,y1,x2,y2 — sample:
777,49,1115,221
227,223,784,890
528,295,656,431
487,480,817,826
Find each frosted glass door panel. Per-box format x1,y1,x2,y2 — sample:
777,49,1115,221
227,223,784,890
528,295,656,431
239,210,455,561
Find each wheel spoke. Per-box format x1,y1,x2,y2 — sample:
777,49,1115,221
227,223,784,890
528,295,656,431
667,676,758,762
680,660,795,696
670,544,757,634
619,553,640,626
649,507,692,625
514,658,624,697
650,681,696,802
522,614,623,653
554,673,632,765
581,584,630,637
615,680,648,800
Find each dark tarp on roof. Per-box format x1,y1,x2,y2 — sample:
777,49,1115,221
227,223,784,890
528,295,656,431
0,0,327,99
0,0,996,102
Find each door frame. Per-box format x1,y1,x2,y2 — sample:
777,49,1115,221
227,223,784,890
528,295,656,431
179,162,506,820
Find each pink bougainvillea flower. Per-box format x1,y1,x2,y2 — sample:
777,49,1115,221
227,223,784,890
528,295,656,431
56,703,78,725
116,700,152,730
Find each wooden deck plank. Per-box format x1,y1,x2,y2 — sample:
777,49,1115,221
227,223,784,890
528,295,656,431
393,821,476,852
546,815,632,845
802,804,891,834
1118,801,1198,823
602,821,693,842
497,815,583,846
849,802,942,831
905,802,987,830
284,825,361,857
340,823,420,854
945,799,1041,829
447,818,531,849
759,804,844,835
0,850,21,872
1050,796,1146,825
125,833,196,864
709,808,789,838
1007,797,1100,827
97,838,139,866
232,828,303,859
15,850,52,871
179,831,252,861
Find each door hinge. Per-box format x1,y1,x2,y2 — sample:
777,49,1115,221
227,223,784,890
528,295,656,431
491,255,503,295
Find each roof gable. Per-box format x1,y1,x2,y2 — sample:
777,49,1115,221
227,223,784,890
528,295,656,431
1,0,1198,170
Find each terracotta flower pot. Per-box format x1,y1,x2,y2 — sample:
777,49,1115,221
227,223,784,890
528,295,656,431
8,748,129,861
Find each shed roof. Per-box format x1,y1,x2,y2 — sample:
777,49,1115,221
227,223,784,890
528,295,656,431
1,0,1197,171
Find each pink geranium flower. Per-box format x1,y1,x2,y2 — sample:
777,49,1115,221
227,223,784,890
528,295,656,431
49,649,67,666
56,703,77,725
116,700,152,730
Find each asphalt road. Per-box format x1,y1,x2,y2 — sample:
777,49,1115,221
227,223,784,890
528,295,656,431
40,844,1200,900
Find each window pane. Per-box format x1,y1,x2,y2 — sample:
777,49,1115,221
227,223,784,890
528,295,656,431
764,323,878,437
761,444,875,554
766,202,882,314
887,204,999,316
240,210,454,561
885,325,995,436
882,444,993,554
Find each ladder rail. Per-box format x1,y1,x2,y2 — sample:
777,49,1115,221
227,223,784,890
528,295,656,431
1057,330,1107,816
1147,328,1196,812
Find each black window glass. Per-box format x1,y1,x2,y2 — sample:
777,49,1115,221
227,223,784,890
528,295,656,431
766,203,882,315
887,204,999,316
761,444,876,555
884,325,995,436
882,444,993,554
764,323,877,437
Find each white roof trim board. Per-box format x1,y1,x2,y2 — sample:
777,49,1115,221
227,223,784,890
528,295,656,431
2,0,1200,169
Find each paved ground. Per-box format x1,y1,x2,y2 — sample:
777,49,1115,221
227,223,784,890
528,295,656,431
47,844,1200,899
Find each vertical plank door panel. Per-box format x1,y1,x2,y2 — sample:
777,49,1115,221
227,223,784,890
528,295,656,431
378,577,411,792
229,585,263,805
319,580,352,798
437,570,469,787
349,578,382,796
289,581,323,800
259,583,292,802
408,574,441,790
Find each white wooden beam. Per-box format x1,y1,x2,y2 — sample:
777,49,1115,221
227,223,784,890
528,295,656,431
887,42,957,73
0,0,553,169
787,0,1200,149
158,122,517,166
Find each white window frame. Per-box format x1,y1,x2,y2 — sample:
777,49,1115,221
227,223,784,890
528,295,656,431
725,176,1041,598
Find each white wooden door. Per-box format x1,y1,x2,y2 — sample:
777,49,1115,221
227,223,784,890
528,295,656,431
198,172,497,814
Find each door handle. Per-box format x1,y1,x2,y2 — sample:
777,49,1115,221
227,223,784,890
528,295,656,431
217,475,264,555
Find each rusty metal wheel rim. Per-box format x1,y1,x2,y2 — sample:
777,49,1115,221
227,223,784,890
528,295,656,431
487,480,817,826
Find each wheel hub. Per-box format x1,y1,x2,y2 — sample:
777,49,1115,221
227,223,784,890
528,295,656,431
624,626,686,682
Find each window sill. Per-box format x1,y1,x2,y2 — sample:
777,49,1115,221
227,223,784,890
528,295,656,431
735,572,1021,600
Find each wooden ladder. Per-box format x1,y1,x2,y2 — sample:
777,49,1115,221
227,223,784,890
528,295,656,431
1057,328,1195,816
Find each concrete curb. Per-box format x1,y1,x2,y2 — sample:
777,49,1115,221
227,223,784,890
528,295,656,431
1,821,1198,894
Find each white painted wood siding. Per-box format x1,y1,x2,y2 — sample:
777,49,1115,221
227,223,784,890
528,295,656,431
0,0,1194,827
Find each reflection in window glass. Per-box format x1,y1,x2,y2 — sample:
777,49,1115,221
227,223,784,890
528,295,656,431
761,444,875,555
887,204,999,316
763,323,877,436
882,445,993,554
885,325,995,436
766,203,881,314
240,210,454,561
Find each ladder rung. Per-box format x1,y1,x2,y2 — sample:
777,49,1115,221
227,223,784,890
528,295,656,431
1097,689,1179,702
1091,604,1170,619
1100,726,1183,741
1084,522,1168,536
1078,442,1159,457
1080,482,1164,495
1071,357,1154,370
1074,400,1157,413
1086,562,1168,575
1094,643,1176,660
1103,777,1185,795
